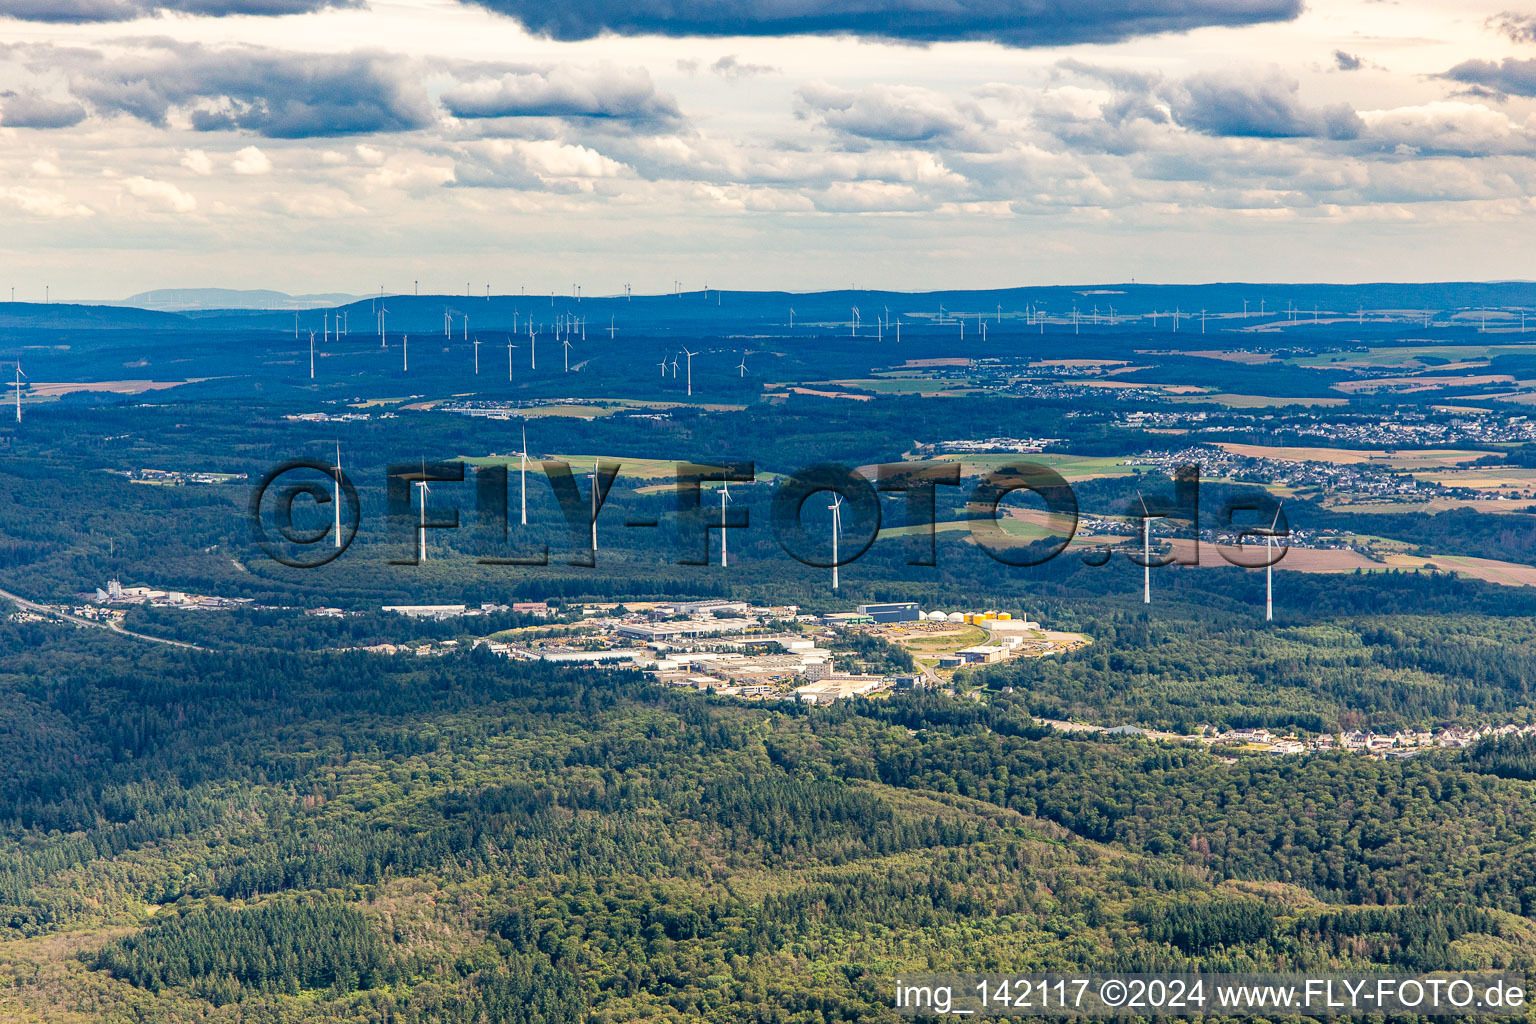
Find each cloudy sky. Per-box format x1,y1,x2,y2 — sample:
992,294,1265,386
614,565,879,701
1,0,1533,298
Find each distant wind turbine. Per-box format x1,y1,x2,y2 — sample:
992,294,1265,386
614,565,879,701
737,353,748,377
563,336,572,373
473,337,480,375
658,352,669,378
403,334,409,373
682,348,697,396
309,330,316,380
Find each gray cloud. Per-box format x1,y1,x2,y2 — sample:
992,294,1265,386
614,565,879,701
1,90,88,127
798,83,993,148
1334,50,1362,72
0,0,356,21
1488,11,1536,44
711,55,776,80
441,66,681,129
458,0,1302,48
68,43,433,137
1442,58,1536,99
1169,70,1363,139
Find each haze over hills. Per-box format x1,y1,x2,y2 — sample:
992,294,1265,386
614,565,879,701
112,288,368,312
1,281,1532,334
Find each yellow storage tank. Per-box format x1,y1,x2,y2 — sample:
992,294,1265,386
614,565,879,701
998,613,1012,621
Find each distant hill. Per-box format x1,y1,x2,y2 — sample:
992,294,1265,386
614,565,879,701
115,288,366,312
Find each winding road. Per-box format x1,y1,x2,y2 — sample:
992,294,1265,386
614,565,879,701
0,585,205,650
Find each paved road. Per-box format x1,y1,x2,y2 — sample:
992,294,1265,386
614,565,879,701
0,585,205,650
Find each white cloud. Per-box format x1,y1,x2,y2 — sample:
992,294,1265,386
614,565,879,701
231,145,273,174
123,176,196,212
180,149,214,175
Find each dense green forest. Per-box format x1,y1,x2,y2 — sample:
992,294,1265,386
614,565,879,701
0,619,1532,1021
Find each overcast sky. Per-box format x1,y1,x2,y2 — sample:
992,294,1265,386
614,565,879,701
1,0,1533,298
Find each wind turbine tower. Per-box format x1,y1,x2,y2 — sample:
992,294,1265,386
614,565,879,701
333,442,344,549
519,424,529,526
1138,492,1165,606
828,495,843,590
682,348,696,396
720,481,733,567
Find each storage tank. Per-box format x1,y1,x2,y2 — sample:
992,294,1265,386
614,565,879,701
927,610,948,621
946,612,965,623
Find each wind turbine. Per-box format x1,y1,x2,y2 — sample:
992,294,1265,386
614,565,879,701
1263,505,1284,622
507,339,515,382
11,363,24,423
378,304,389,348
473,337,481,375
737,353,748,377
682,348,696,396
563,336,572,373
529,322,537,369
589,466,599,555
518,424,529,526
607,316,616,339
332,441,344,549
658,352,669,378
719,480,733,567
1137,492,1164,606
415,464,431,563
828,495,843,590
788,308,795,329
670,355,679,379
403,334,409,373
309,330,317,379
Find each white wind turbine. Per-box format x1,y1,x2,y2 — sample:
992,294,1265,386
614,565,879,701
682,348,697,395
828,494,843,590
309,330,316,380
737,353,748,377
507,339,515,382
1137,492,1164,606
11,363,24,423
789,308,795,329
332,441,344,549
670,354,679,379
402,334,410,373
719,480,733,567
529,322,537,369
589,465,599,555
563,336,572,373
415,463,431,563
658,352,669,378
1262,505,1284,622
378,304,389,348
473,337,481,375
518,424,529,526
608,315,616,339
